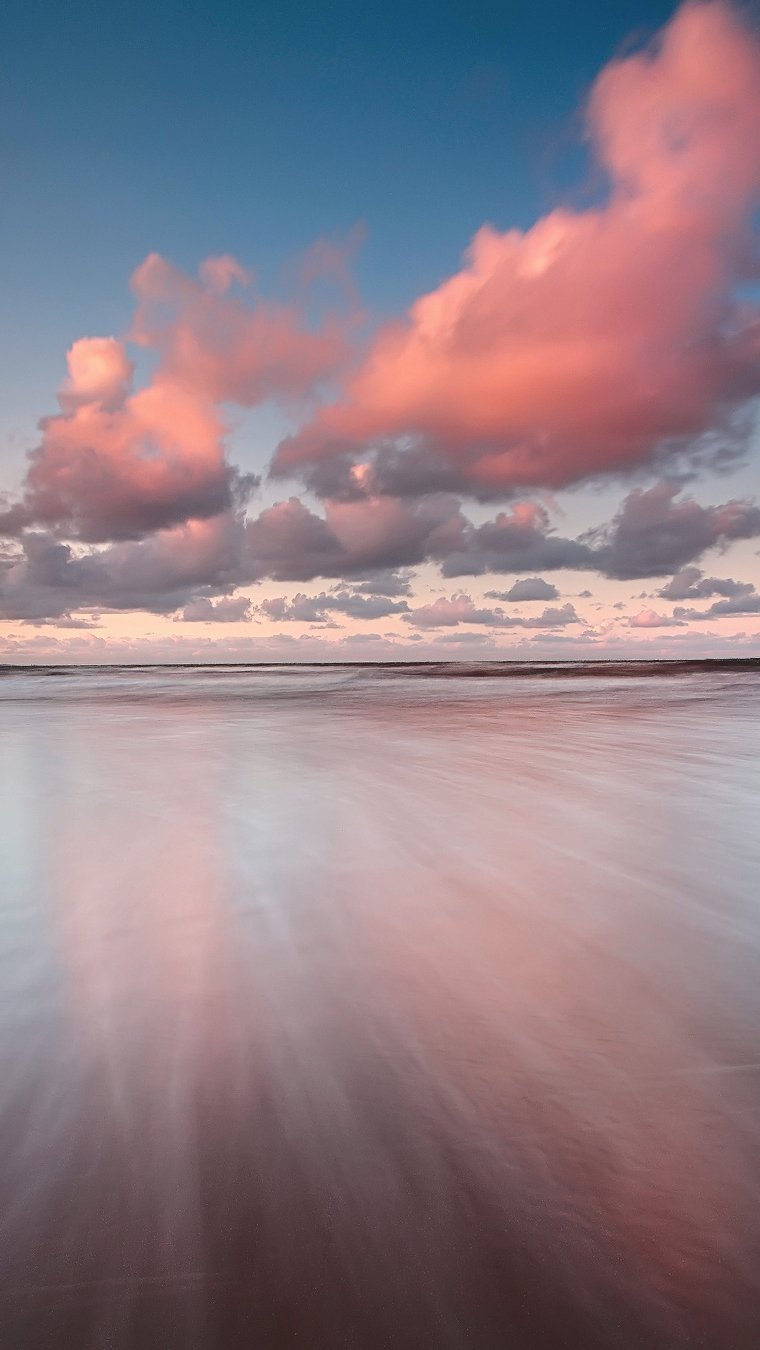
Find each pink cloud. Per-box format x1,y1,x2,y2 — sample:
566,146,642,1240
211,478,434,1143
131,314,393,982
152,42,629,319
131,252,350,407
628,608,684,628
404,593,581,629
197,255,254,295
275,1,760,494
20,351,237,541
60,337,134,411
0,252,353,543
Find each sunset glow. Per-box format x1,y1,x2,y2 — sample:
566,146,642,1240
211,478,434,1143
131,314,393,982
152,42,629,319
2,1,760,661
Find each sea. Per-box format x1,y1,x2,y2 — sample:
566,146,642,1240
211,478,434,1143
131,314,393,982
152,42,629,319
1,659,759,1348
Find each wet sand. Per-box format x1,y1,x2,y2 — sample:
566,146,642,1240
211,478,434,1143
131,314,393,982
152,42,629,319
1,661,759,1348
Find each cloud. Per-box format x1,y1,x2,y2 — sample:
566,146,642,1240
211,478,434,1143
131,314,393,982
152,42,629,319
441,501,593,577
436,480,759,583
432,631,497,646
525,630,601,647
3,618,759,665
4,1,760,654
0,494,465,620
7,474,760,622
178,595,253,623
341,630,394,645
519,604,581,628
403,593,581,629
291,227,366,309
244,493,467,581
259,589,410,623
338,569,413,597
0,336,247,543
657,565,755,599
0,514,246,621
0,253,351,544
197,255,254,295
4,0,760,665
701,593,760,616
485,577,560,601
628,608,685,628
274,2,760,497
130,252,350,407
23,613,102,630
60,337,134,411
675,591,760,618
589,481,760,579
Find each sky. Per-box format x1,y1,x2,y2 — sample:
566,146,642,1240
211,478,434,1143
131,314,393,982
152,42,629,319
2,0,760,662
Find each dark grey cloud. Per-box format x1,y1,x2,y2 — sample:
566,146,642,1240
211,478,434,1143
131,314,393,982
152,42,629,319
22,613,102,630
485,577,560,602
291,441,505,503
336,570,413,597
520,604,581,629
178,596,253,622
657,566,756,601
260,589,410,624
441,503,594,578
675,592,760,620
243,494,467,582
0,514,247,621
589,482,760,580
403,594,581,630
432,631,497,646
436,482,760,588
341,632,393,645
4,477,760,625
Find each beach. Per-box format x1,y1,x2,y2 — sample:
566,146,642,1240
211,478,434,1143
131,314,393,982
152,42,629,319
1,661,759,1347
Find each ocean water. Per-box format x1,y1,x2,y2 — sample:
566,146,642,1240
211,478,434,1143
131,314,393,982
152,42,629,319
1,659,759,1349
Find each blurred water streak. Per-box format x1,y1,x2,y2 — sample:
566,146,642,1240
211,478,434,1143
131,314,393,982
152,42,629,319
1,661,759,1348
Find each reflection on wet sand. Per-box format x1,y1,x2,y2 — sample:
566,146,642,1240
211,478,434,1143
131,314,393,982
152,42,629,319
0,663,759,1347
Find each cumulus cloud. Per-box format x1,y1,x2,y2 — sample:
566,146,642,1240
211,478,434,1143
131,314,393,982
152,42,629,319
275,1,760,496
60,337,134,411
657,565,755,599
259,590,410,623
0,494,466,620
178,596,253,623
441,501,593,577
675,591,760,618
339,570,413,597
434,481,759,583
130,252,350,407
432,631,497,646
244,493,466,582
589,481,760,579
628,608,685,628
404,593,581,629
517,604,581,629
485,577,560,602
0,253,351,544
0,337,244,543
0,514,246,621
6,475,760,622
